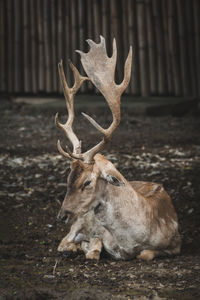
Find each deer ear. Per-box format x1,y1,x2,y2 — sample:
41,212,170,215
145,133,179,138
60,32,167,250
104,174,125,186
93,154,125,186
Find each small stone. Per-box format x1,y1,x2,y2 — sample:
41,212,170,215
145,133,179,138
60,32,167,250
188,208,194,214
43,275,55,280
69,268,74,272
46,224,53,228
35,173,42,178
158,263,164,268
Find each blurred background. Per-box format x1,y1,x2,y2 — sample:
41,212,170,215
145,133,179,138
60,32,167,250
0,0,200,98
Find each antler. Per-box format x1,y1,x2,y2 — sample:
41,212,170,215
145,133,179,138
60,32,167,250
76,36,132,161
55,60,89,158
56,37,132,164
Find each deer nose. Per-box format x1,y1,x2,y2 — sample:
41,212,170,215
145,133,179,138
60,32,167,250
57,208,74,223
57,209,69,223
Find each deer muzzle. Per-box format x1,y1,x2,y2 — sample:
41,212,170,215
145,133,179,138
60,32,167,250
57,208,73,224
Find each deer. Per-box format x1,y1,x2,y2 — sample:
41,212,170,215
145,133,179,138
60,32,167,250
55,36,181,261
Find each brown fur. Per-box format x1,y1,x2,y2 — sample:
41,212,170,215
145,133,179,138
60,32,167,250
131,181,177,227
58,155,181,260
67,161,93,193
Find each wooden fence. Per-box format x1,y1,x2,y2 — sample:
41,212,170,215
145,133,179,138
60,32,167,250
0,0,200,96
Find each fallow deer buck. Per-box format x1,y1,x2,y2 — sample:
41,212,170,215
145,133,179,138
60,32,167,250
56,36,181,261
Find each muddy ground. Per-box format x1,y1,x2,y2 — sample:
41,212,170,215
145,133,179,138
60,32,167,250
0,97,200,299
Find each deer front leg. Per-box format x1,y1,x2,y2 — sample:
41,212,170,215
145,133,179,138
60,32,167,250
58,218,84,253
84,237,102,261
58,238,78,253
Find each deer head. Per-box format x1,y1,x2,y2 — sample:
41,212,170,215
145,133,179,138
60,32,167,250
56,36,132,224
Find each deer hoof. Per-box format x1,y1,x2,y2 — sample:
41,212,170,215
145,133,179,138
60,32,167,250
58,242,78,253
86,250,100,261
137,250,156,261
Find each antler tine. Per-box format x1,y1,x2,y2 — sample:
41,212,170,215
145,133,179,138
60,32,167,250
118,46,133,94
69,60,89,94
57,140,84,161
57,139,71,159
77,37,132,163
55,60,89,157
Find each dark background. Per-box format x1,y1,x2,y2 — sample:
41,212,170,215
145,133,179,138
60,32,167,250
0,0,200,97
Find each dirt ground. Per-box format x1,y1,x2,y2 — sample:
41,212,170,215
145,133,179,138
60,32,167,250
0,97,200,299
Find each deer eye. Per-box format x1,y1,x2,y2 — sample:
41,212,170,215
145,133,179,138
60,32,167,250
84,180,91,187
81,180,91,191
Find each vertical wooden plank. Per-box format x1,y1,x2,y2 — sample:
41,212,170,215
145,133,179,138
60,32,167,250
145,0,157,95
193,0,200,96
185,0,197,96
152,0,167,95
30,0,38,93
136,0,150,96
63,0,71,88
122,1,128,52
13,0,22,93
0,0,6,92
57,0,64,93
77,0,82,72
87,0,93,39
23,0,32,92
78,0,84,49
71,0,77,62
37,0,45,92
105,3,112,83
43,0,52,93
110,0,119,49
162,0,173,95
168,0,182,95
127,0,140,95
93,0,101,40
110,0,123,84
7,0,14,93
102,0,109,40
50,0,58,92
176,0,190,96
57,0,63,62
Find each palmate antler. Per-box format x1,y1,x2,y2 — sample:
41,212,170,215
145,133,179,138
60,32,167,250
56,36,132,164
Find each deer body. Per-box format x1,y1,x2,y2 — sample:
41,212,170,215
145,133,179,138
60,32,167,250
55,37,181,260
57,154,181,260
